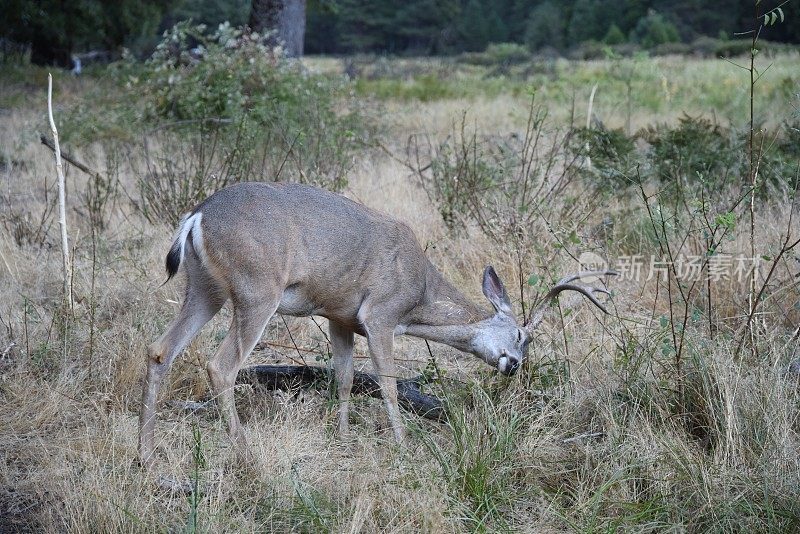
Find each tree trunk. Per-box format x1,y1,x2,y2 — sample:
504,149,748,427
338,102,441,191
249,0,307,58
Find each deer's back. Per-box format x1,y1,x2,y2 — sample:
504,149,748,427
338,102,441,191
192,182,427,326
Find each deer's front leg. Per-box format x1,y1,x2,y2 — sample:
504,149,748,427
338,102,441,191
366,327,405,444
329,321,355,435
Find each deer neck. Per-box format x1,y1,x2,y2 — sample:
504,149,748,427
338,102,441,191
401,260,491,352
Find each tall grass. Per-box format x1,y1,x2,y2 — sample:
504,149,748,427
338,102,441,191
0,52,798,532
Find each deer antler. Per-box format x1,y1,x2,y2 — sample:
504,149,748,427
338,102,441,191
525,270,617,332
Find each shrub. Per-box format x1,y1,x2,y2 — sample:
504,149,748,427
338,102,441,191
630,10,680,49
603,24,626,46
710,38,797,58
690,36,723,57
568,126,636,192
639,115,741,189
650,41,691,56
66,22,367,224
483,42,531,65
458,43,530,67
567,40,608,60
639,115,794,196
412,102,580,239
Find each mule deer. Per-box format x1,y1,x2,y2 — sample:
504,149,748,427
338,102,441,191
139,182,614,469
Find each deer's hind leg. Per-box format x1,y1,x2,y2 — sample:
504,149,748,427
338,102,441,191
139,255,226,471
206,289,281,456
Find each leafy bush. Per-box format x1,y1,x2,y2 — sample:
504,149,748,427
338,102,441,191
630,10,680,49
639,115,741,188
458,42,530,67
483,42,531,65
568,126,636,192
777,120,800,159
565,114,799,208
687,37,798,58
603,24,626,46
640,115,797,196
66,22,367,224
566,40,608,60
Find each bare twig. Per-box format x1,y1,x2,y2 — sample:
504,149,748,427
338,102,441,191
47,74,72,309
40,134,103,180
735,175,800,358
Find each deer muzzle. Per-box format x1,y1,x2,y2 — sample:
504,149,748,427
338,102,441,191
498,355,520,376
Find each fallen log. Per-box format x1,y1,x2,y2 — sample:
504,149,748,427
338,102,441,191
238,365,447,422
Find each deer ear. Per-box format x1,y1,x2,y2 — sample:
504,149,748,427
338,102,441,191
482,266,512,315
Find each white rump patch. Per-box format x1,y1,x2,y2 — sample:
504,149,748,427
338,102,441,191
173,211,206,267
189,212,208,266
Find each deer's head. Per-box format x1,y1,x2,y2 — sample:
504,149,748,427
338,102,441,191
470,266,616,376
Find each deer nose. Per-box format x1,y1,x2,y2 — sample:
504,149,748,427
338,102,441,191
498,354,520,376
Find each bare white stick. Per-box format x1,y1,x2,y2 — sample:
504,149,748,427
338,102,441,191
47,73,72,308
584,83,599,170
586,83,598,130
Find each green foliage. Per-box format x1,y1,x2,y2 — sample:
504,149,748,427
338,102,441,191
168,0,250,28
306,0,800,56
777,120,800,159
287,464,337,532
482,42,530,65
418,384,524,531
331,0,460,54
396,0,462,54
5,0,800,63
763,6,786,27
571,115,798,200
567,0,607,46
355,73,460,102
630,10,680,49
66,22,366,224
425,125,502,231
524,1,567,51
459,0,508,52
569,126,636,192
641,115,740,187
2,0,170,64
461,42,530,67
604,24,627,45
415,101,578,238
185,422,206,533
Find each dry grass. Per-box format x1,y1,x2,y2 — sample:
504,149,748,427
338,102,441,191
1,56,799,532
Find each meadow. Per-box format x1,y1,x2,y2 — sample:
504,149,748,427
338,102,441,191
0,46,799,532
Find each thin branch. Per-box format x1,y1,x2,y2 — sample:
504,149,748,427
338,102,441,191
47,74,72,309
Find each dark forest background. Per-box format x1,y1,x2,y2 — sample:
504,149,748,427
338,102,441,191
2,0,798,65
